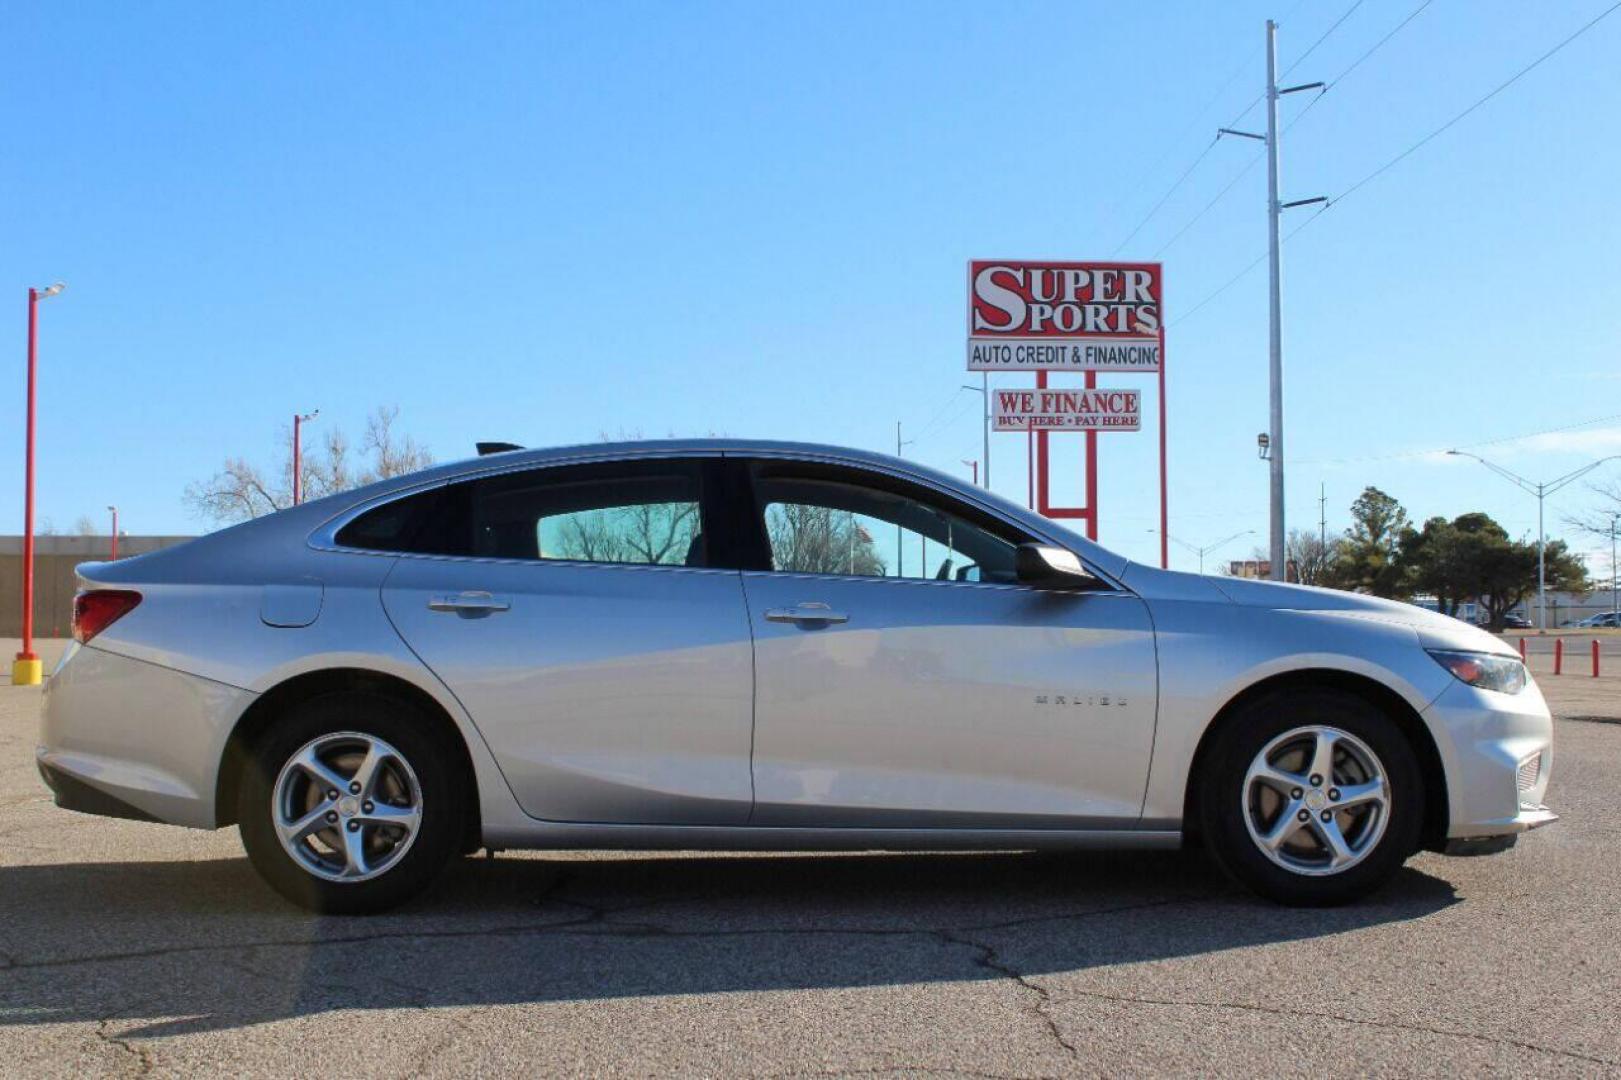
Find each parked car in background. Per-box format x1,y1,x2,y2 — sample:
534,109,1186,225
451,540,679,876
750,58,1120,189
1570,612,1620,629
38,440,1556,913
1497,613,1532,630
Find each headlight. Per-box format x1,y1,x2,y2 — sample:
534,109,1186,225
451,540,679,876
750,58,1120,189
1427,649,1527,694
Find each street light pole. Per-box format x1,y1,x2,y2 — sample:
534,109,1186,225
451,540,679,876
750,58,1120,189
292,409,319,506
961,460,978,486
960,379,991,488
13,283,65,688
107,506,118,561
1154,528,1254,575
1611,513,1618,621
1447,450,1621,631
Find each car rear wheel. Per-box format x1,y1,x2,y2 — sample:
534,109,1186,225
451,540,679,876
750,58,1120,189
237,691,466,914
1198,688,1423,906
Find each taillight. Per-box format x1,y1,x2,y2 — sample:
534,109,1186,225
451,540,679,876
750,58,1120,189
72,590,142,644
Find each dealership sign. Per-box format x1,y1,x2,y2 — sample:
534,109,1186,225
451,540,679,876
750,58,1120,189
967,260,1162,372
992,387,1141,432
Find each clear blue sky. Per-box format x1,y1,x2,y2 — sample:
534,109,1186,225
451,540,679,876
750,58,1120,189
4,1,1620,576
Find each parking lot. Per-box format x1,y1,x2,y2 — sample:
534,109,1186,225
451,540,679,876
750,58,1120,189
3,640,1619,1077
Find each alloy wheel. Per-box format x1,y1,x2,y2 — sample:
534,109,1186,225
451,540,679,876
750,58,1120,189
271,731,424,882
1241,724,1391,877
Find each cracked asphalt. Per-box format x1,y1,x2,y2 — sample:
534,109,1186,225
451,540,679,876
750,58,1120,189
4,644,1620,1077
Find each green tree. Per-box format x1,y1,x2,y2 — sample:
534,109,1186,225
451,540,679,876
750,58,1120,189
1474,536,1586,631
1322,487,1410,597
1398,510,1589,630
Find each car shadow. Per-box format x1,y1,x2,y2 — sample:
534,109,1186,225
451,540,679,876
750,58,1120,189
0,849,1459,1038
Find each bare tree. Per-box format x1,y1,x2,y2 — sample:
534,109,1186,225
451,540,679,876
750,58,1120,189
1286,528,1337,586
185,407,432,525
74,515,98,536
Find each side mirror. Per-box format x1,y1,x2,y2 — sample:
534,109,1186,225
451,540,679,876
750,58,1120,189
1015,543,1102,590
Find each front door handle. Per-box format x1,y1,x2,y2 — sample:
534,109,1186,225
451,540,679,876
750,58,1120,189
428,591,511,614
764,602,849,626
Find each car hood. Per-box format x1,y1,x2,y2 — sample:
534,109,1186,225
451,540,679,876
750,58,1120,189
1119,564,1516,657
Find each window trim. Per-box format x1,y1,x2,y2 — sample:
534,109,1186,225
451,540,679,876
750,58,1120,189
732,456,1116,592
310,452,732,573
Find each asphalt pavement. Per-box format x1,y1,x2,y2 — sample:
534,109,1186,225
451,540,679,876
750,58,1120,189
3,642,1619,1076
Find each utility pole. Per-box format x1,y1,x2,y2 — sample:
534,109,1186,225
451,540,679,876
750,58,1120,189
1218,20,1323,583
1319,482,1327,548
1263,20,1285,582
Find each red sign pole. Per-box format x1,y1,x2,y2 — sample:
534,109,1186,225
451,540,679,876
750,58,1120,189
1158,319,1168,569
16,289,40,673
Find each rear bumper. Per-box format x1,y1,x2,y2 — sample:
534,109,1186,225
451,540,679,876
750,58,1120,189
37,643,253,829
36,759,162,823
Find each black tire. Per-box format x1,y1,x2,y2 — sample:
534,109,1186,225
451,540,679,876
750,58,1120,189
237,690,467,914
1198,688,1423,907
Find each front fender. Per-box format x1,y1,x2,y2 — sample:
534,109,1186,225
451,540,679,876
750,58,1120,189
1140,603,1454,824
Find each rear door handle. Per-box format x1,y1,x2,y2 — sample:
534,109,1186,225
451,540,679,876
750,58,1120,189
428,591,511,614
764,602,849,625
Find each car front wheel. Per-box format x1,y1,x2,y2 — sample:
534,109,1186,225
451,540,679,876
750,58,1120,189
1198,688,1423,906
237,691,465,914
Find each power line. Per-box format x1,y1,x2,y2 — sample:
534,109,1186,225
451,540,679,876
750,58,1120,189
1110,137,1219,255
1155,0,1426,260
1281,0,1366,79
1332,0,1621,209
1106,0,1317,253
1153,150,1263,258
1325,0,1432,88
1166,203,1328,328
1169,0,1619,330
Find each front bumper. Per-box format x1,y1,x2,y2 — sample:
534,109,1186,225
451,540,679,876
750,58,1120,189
1422,674,1557,842
38,643,254,829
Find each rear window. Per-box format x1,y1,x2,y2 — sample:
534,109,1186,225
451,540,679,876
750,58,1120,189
334,487,458,554
333,461,707,566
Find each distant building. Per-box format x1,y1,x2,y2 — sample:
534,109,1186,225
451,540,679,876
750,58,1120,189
1227,559,1300,582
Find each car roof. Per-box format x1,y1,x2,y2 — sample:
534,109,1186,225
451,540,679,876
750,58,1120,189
309,437,1130,580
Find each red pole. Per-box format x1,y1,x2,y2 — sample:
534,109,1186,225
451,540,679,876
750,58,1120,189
1593,639,1601,678
1157,315,1168,569
1553,638,1563,676
1518,637,1527,661
292,413,302,506
16,289,39,666
1084,370,1099,541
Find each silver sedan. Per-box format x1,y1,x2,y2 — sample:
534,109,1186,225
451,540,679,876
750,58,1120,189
38,440,1555,912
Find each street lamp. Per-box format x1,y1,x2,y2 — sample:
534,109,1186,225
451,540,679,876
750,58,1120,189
107,506,118,561
1152,528,1255,575
13,282,66,688
1447,450,1621,632
292,409,319,506
959,377,991,488
961,459,979,486
1610,512,1618,624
